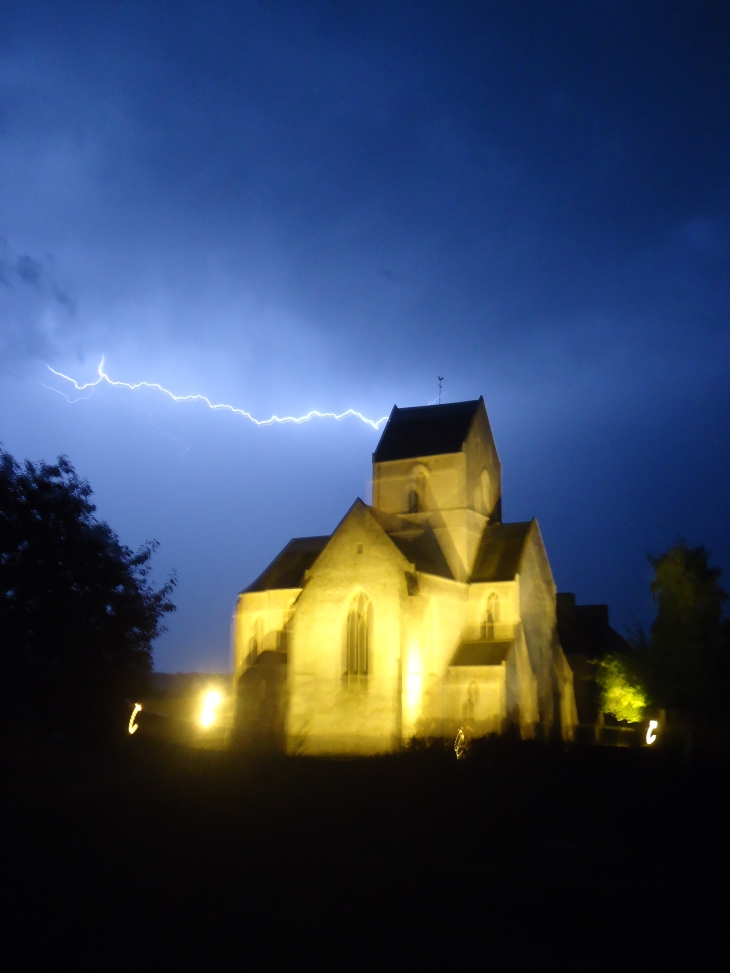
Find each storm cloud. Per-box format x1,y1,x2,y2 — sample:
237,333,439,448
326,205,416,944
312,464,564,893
1,1,728,669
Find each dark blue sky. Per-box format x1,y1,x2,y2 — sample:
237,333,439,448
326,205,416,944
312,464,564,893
1,1,728,670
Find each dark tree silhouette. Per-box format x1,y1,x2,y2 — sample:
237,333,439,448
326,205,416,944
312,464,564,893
646,542,728,721
0,447,175,736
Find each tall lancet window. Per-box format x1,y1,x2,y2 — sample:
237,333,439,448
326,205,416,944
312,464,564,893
483,592,500,640
346,592,370,677
248,617,263,664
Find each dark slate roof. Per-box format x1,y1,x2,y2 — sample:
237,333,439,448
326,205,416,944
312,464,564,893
373,398,483,463
470,521,532,583
390,528,454,580
451,640,513,666
243,535,330,593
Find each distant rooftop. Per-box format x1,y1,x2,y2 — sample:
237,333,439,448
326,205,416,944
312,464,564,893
557,593,629,657
373,398,483,463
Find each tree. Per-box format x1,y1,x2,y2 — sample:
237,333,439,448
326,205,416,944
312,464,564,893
0,447,175,736
646,542,728,720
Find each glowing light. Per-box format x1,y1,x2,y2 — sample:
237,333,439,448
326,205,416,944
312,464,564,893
45,358,388,431
646,719,658,745
128,702,142,735
454,726,468,760
596,656,647,724
199,689,222,728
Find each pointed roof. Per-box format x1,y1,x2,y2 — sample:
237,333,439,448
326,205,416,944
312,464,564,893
242,508,534,595
469,521,533,583
373,398,484,463
242,535,330,593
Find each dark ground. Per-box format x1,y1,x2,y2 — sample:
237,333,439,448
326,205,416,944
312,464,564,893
1,735,727,965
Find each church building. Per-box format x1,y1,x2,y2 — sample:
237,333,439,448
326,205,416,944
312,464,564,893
233,398,577,754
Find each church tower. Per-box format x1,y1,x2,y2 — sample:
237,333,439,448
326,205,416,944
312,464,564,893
371,398,501,581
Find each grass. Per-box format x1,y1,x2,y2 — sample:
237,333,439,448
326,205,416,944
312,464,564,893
1,733,728,963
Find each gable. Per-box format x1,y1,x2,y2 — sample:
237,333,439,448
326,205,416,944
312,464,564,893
307,498,413,578
518,519,557,593
373,399,483,463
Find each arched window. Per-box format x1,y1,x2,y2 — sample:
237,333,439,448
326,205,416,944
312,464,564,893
407,466,427,514
248,617,263,663
463,680,479,722
483,593,500,640
407,489,419,514
346,592,370,676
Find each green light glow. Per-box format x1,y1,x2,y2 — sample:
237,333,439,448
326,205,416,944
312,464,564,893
596,656,648,724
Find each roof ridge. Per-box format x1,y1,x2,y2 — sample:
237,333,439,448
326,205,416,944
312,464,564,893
390,397,482,417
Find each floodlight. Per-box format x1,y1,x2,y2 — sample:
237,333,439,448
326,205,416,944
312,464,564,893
199,689,223,728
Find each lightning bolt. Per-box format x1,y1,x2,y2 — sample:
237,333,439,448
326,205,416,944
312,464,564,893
45,358,388,431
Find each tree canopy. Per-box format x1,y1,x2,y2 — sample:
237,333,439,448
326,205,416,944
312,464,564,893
0,447,175,736
593,541,729,728
646,542,728,719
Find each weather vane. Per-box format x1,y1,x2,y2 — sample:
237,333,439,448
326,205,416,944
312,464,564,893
438,376,444,405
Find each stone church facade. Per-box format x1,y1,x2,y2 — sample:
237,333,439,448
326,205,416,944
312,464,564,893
233,398,577,754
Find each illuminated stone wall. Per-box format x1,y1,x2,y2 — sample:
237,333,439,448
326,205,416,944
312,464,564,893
466,580,518,641
440,664,507,735
516,523,576,739
508,622,540,738
286,501,409,754
234,588,297,676
463,404,502,521
403,573,466,738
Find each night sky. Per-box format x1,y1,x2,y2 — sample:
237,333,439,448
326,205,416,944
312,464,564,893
1,1,728,672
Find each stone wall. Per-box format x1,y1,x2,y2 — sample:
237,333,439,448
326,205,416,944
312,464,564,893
286,502,409,754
